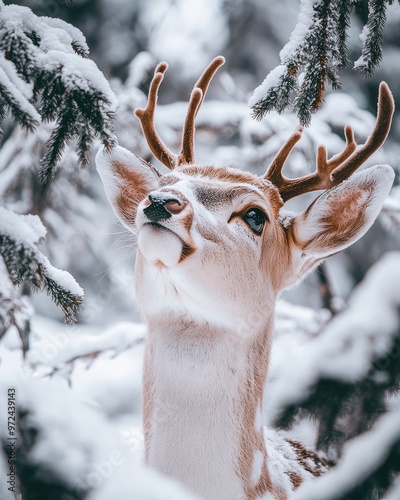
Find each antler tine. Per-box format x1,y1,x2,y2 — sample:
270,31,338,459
134,62,178,170
330,82,394,184
264,127,304,187
178,56,226,165
317,126,356,172
265,82,394,202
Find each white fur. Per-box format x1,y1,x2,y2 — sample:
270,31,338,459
135,177,271,333
252,449,264,484
255,406,263,432
147,330,248,500
138,225,183,267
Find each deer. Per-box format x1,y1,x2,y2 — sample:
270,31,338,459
96,56,395,499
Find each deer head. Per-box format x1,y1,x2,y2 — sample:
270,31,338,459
97,56,394,333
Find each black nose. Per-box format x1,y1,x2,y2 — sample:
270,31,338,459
143,193,182,222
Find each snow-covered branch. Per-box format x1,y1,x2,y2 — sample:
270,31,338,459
250,0,400,125
268,252,400,497
292,407,400,500
0,207,83,349
0,3,117,181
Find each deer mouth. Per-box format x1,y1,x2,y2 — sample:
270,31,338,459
138,222,195,266
144,221,182,241
146,221,173,231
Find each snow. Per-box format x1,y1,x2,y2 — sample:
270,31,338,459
0,4,117,115
315,91,375,138
267,252,400,419
0,206,83,297
278,0,321,63
354,25,371,69
292,407,400,500
29,320,145,370
43,51,118,111
126,51,155,88
0,348,196,500
0,206,46,245
249,0,321,107
248,65,287,107
40,16,89,54
0,5,87,56
0,55,40,124
40,254,84,297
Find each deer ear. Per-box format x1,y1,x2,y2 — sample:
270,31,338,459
96,146,160,231
288,165,394,279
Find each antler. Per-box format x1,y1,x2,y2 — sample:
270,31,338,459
265,82,395,202
134,56,225,170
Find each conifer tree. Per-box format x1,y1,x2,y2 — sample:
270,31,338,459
269,253,400,500
0,1,117,182
250,0,400,125
0,2,114,348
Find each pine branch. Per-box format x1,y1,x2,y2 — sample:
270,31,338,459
0,258,31,355
269,253,400,465
250,0,342,125
355,0,388,76
292,408,400,500
0,4,117,181
296,0,341,125
0,234,83,323
250,0,395,125
336,0,352,69
0,208,84,326
251,66,297,121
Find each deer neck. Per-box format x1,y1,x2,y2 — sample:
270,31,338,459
142,311,278,500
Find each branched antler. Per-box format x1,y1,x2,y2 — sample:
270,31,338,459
265,82,394,202
135,56,225,170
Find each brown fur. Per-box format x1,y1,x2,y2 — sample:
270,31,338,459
113,161,158,227
237,324,275,499
286,439,334,476
177,164,284,217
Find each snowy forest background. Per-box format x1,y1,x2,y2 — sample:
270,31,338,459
0,0,400,499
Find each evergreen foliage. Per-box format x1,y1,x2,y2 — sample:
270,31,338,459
0,257,30,353
0,1,117,183
251,0,400,125
270,253,400,499
0,207,84,352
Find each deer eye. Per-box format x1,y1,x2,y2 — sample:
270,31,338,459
242,208,268,234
